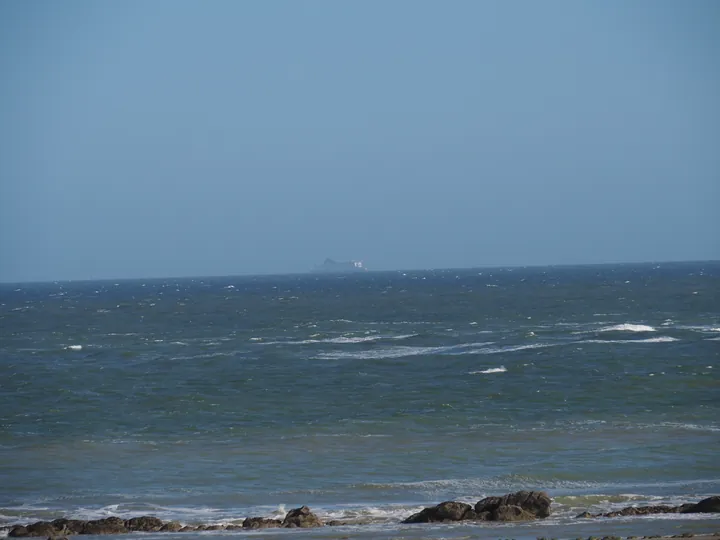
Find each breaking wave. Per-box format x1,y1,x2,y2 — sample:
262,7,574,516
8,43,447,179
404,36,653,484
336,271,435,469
597,324,656,333
469,366,507,374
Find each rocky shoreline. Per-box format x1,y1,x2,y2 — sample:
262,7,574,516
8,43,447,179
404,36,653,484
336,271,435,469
2,492,719,537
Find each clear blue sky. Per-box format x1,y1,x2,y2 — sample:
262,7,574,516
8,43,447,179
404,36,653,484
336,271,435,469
1,0,718,282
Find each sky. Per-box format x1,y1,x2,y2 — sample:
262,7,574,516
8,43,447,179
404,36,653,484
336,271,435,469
0,0,718,282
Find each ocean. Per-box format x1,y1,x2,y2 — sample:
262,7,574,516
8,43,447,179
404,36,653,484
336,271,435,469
1,262,718,539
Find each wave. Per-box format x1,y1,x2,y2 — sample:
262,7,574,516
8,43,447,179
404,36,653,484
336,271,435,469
472,342,557,355
581,336,678,344
597,324,656,333
64,345,83,351
316,342,494,361
469,366,507,374
258,334,417,346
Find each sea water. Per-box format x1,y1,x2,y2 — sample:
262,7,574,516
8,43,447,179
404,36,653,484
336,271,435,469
1,262,718,538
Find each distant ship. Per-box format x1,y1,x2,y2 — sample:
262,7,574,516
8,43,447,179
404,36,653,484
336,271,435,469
312,258,367,274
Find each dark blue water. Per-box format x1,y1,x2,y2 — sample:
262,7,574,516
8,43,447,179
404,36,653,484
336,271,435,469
1,262,719,538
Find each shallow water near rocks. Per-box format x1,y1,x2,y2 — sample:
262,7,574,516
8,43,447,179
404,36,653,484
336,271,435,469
1,262,719,538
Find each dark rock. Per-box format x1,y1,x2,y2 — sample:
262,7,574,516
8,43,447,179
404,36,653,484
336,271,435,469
28,522,59,537
282,506,323,528
47,537,69,540
205,524,226,530
402,508,435,524
475,491,552,519
493,504,536,521
475,510,492,521
51,519,86,535
242,517,282,529
402,501,473,523
125,516,165,532
580,498,720,519
179,526,197,532
8,526,29,538
684,496,720,513
82,517,128,535
159,521,182,532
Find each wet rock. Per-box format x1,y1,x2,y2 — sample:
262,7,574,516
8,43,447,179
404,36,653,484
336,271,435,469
46,537,69,540
8,526,29,537
242,517,282,529
282,506,324,528
159,521,182,532
684,496,720,513
578,496,720,519
576,511,593,518
51,519,86,535
179,525,197,532
206,524,226,530
475,491,552,520
125,516,165,532
403,501,474,523
9,521,59,537
82,517,128,535
493,504,536,521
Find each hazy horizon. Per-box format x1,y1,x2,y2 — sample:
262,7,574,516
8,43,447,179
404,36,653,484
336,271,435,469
2,1,718,283
1,257,718,285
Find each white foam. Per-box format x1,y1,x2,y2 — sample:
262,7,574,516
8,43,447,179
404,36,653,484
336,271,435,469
260,334,417,346
65,345,83,350
469,366,507,374
597,323,656,333
678,325,720,333
582,336,678,344
317,342,495,361
473,342,557,355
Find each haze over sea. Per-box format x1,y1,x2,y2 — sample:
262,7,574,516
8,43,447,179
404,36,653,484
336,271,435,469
1,261,718,538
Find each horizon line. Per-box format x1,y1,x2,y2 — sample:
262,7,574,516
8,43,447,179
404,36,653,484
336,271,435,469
1,258,718,286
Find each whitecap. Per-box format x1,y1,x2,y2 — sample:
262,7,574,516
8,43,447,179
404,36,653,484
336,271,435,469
65,345,83,351
582,336,678,344
472,342,557,355
469,366,507,374
598,323,656,333
262,334,417,346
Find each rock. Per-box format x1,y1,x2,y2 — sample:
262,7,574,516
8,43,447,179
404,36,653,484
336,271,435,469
205,524,226,530
282,506,324,528
26,522,59,537
580,497,720,519
8,526,29,537
493,505,536,521
402,501,474,523
684,496,720,514
82,517,128,535
125,516,165,532
47,537,69,540
179,526,197,532
242,517,282,529
51,519,86,535
475,491,552,519
159,521,182,532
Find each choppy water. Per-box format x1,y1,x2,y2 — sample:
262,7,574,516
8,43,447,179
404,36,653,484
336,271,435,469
1,262,719,538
